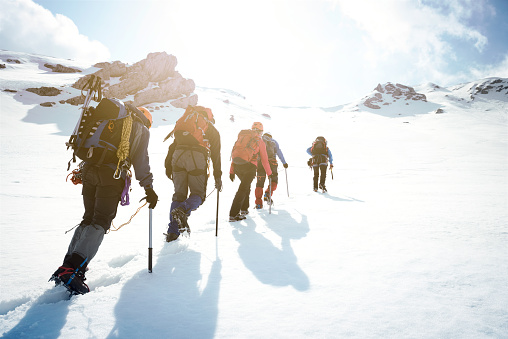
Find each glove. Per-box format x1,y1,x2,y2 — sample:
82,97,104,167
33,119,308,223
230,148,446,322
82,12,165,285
142,187,158,209
330,164,334,169
283,163,288,168
230,173,235,182
215,176,223,191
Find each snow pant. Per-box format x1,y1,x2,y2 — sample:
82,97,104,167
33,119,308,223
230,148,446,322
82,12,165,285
255,159,278,205
167,146,208,235
313,164,328,190
229,162,257,217
63,164,124,269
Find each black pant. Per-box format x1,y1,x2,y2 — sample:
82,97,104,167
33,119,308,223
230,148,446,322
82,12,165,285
81,164,125,231
230,163,257,217
313,165,327,189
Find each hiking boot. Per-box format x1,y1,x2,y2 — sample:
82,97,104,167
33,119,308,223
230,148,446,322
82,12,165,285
313,188,318,192
229,214,246,222
171,207,190,235
255,204,263,209
319,184,327,192
264,192,273,205
240,210,249,216
165,232,179,242
49,264,89,295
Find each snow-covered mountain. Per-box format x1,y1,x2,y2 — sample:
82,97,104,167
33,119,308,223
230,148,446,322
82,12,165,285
1,50,507,338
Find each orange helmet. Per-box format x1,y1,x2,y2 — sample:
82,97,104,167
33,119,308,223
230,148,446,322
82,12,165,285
252,122,263,132
137,106,152,128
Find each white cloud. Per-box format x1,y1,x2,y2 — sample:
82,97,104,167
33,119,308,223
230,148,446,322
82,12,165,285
331,0,488,66
0,0,110,62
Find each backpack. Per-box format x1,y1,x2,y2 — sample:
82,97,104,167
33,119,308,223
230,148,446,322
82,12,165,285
262,134,276,159
171,105,214,150
311,137,328,155
231,129,260,165
67,98,132,170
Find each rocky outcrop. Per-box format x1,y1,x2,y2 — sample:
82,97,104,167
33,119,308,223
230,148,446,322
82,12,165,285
26,86,62,96
363,82,427,109
470,78,508,100
68,52,195,108
44,63,81,73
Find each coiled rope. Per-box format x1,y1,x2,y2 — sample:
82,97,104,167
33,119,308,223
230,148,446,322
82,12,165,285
114,114,133,179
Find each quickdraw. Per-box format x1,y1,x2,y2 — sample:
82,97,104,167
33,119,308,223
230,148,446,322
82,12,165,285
66,162,85,185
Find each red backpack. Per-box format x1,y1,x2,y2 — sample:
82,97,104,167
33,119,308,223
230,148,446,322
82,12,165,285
165,106,214,150
231,129,260,164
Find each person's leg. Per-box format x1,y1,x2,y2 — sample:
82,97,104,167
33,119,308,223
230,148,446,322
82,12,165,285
313,166,319,190
319,164,327,188
255,162,266,206
230,163,256,217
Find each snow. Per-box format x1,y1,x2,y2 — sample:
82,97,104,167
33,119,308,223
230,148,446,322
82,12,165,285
1,51,507,338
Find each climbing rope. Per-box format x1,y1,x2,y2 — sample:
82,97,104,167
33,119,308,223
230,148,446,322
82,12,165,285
108,201,148,233
114,114,133,179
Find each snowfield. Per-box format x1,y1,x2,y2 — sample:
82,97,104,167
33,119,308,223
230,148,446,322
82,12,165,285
1,51,507,338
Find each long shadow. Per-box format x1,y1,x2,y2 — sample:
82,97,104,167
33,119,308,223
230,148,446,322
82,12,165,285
2,287,71,338
322,194,364,203
232,213,310,291
106,242,221,339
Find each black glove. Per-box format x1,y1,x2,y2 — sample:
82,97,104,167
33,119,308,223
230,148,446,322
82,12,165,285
142,187,158,209
215,177,223,191
330,164,334,169
283,163,288,168
230,173,235,182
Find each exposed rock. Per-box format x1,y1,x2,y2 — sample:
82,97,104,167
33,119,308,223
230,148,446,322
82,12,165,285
60,96,85,106
40,102,56,107
6,59,21,64
44,63,81,73
133,77,195,106
3,89,17,93
435,108,444,114
472,78,508,97
0,64,5,69
68,52,195,108
26,86,62,96
363,82,427,109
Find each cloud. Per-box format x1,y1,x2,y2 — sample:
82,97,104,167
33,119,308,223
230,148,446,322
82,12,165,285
0,0,110,62
333,0,488,64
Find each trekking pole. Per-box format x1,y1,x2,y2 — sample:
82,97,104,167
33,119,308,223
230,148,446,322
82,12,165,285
285,168,289,197
330,167,334,180
269,177,272,215
148,208,153,273
215,189,219,237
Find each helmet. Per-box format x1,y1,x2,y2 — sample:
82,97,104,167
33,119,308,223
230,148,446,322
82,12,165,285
137,107,152,128
252,122,263,131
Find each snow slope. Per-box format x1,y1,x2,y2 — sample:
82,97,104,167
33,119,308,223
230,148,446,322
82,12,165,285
1,51,507,338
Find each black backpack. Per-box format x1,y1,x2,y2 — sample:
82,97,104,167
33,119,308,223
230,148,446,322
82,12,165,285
66,98,148,175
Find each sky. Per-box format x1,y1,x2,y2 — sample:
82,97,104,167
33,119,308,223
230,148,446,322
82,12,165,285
1,0,508,107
